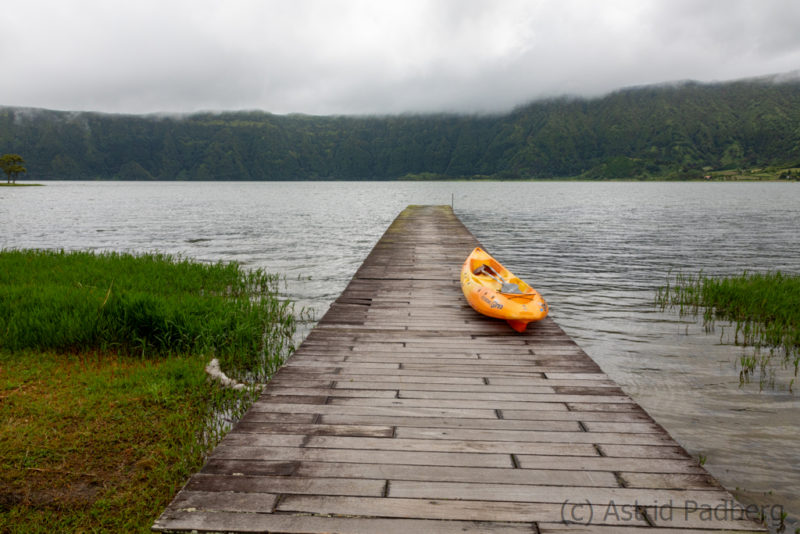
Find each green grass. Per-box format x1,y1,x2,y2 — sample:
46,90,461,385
0,351,258,533
0,249,296,531
0,249,296,381
656,271,800,389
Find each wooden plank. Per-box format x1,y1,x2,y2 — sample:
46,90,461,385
543,373,611,380
319,413,582,431
343,355,545,366
333,380,558,393
280,366,550,378
540,525,763,534
200,459,299,476
396,391,633,403
488,378,617,387
184,473,385,497
216,433,306,448
257,394,328,405
388,480,735,507
503,408,649,420
566,402,643,412
166,490,278,513
273,494,557,523
299,435,598,456
266,379,334,388
247,401,501,419
395,427,673,446
619,472,721,489
598,444,691,459
319,411,647,425
291,461,618,487
276,495,647,525
284,360,400,369
287,373,489,384
154,511,535,534
231,422,395,437
209,445,515,468
326,397,575,411
263,387,399,398
516,455,705,474
582,421,663,433
236,412,317,424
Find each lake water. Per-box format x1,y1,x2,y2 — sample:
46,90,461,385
2,181,799,529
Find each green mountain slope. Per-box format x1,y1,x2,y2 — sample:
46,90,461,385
2,77,800,180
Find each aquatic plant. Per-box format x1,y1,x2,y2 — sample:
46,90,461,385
656,271,800,389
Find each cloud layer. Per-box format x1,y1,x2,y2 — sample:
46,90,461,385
4,0,800,115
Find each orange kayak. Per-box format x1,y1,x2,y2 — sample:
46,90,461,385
460,247,548,332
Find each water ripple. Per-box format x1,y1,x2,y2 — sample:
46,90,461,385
2,180,799,527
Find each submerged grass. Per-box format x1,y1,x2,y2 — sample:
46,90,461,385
0,249,296,531
656,271,800,390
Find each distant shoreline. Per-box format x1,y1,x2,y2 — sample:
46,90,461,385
5,166,800,185
5,176,799,184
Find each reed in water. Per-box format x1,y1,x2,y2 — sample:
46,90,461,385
656,270,800,390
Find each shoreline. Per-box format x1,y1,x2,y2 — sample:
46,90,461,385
4,177,799,183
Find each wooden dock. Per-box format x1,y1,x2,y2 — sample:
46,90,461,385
154,205,764,533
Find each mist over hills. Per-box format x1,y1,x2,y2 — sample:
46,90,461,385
2,76,800,180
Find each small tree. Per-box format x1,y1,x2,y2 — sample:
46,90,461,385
0,154,27,184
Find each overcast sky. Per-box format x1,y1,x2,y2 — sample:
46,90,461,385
3,0,800,116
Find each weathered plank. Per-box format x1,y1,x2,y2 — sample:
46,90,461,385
231,422,395,437
248,401,501,418
183,473,384,497
394,427,673,446
154,511,535,534
290,461,618,487
516,455,706,474
387,480,734,507
299,434,599,455
318,413,582,431
154,205,763,533
209,444,515,467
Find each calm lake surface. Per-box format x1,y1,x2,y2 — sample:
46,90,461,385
2,181,799,526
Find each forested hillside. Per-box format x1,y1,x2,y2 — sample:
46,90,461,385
2,77,800,180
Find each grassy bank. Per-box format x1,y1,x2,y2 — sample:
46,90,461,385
0,352,258,532
0,249,295,381
656,271,800,389
0,250,296,532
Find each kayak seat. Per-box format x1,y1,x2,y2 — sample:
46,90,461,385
473,264,522,294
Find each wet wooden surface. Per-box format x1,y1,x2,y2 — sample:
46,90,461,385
154,205,764,533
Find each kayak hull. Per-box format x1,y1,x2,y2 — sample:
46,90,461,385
460,247,548,332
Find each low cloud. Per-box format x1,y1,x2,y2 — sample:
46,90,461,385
3,0,800,115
